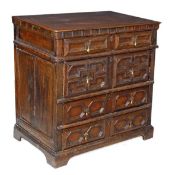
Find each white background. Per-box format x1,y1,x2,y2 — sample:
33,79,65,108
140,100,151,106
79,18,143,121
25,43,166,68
0,0,177,174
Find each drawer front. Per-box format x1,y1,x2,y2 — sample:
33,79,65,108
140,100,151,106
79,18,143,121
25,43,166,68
63,86,148,124
111,109,149,136
64,57,109,97
62,121,105,149
64,35,110,56
63,94,112,124
135,31,152,47
113,86,148,111
114,31,152,49
113,51,150,87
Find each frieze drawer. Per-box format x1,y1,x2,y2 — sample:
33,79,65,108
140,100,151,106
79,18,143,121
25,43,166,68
114,31,153,50
63,35,111,56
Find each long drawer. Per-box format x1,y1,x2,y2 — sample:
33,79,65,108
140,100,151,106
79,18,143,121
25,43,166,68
61,108,149,150
62,86,149,124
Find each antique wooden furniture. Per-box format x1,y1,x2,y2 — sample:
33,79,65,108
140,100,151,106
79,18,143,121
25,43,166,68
13,11,160,168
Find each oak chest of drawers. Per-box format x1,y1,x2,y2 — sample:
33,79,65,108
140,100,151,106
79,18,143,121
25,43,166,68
13,11,160,168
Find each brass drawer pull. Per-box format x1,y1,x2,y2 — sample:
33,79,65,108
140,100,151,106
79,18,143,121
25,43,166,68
130,99,133,105
134,36,137,46
85,43,90,53
100,81,105,87
86,46,90,53
84,132,89,141
129,69,134,76
86,76,89,84
134,40,137,46
84,108,89,116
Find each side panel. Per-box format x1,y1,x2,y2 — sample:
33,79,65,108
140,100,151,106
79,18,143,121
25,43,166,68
34,58,54,137
15,47,55,147
16,49,35,124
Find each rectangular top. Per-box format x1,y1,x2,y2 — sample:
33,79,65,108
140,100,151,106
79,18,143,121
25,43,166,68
13,11,160,32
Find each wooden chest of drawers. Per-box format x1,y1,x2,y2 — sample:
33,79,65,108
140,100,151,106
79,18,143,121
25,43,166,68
13,11,160,168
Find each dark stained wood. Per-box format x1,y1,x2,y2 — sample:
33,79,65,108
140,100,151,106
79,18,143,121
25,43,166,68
13,11,160,168
62,120,105,149
63,35,111,56
19,27,54,51
64,56,110,97
111,109,149,135
12,11,159,32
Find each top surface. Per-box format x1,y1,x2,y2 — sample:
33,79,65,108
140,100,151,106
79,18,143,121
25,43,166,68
13,11,160,32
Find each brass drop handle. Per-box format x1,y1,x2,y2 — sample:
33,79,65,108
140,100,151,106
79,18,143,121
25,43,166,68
128,121,132,128
86,46,90,53
129,69,134,76
84,132,89,141
85,42,90,53
85,107,89,116
130,99,133,105
134,36,137,46
85,111,89,116
130,95,134,105
134,40,137,46
86,76,92,87
86,76,89,84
